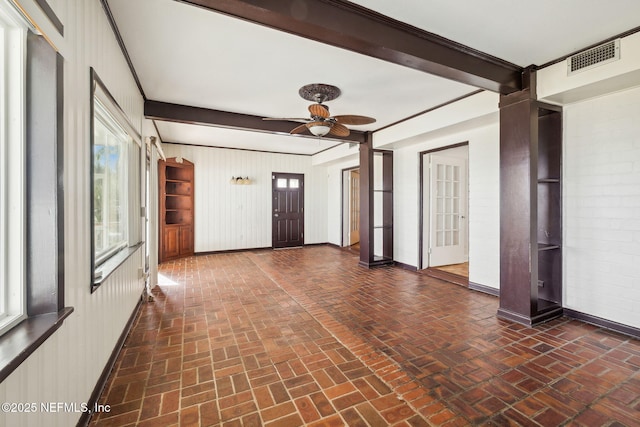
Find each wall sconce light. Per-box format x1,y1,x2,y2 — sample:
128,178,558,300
230,176,251,185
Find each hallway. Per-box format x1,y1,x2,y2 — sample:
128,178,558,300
91,246,640,426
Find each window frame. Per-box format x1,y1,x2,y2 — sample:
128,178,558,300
92,99,130,266
0,0,27,336
90,68,143,292
0,1,72,383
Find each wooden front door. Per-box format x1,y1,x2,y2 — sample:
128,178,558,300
272,173,304,248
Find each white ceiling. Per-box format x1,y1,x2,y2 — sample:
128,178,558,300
154,121,342,156
106,0,640,155
350,0,640,67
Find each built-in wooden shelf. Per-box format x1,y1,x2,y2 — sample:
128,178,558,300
159,158,194,262
359,145,394,268
538,244,560,251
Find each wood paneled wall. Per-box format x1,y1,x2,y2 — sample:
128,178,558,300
0,1,147,426
162,144,329,252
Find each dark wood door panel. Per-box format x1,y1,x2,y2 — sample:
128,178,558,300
289,219,302,245
163,225,180,259
289,192,301,213
274,219,288,244
275,192,288,214
179,226,193,256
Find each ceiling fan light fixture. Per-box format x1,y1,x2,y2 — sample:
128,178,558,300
268,84,375,137
308,123,331,137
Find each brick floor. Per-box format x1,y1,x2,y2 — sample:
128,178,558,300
90,246,640,426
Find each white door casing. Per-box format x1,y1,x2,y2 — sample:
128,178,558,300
428,154,467,267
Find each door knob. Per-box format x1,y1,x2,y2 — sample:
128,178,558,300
274,213,279,217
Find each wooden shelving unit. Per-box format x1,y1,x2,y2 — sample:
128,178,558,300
498,97,563,326
159,157,194,262
535,107,563,318
372,150,393,264
358,136,394,268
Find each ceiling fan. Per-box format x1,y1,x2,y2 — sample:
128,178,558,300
263,83,376,137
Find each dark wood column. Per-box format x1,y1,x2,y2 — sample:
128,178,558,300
498,69,563,326
498,72,538,323
359,133,374,267
359,133,394,268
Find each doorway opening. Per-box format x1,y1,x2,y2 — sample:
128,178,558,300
420,143,469,286
342,167,360,250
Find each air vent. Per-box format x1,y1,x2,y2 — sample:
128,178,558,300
567,39,620,75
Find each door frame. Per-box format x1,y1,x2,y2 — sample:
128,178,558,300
418,142,469,270
272,172,305,248
341,166,360,247
428,154,467,267
144,142,151,273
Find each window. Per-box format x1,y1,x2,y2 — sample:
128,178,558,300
90,68,142,290
0,1,72,383
93,100,130,265
276,177,301,188
0,0,27,335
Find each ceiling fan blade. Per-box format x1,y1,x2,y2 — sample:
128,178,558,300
332,115,376,125
290,123,309,134
309,103,330,118
329,122,350,137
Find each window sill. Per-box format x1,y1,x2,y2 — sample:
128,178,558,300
92,242,143,292
0,307,74,383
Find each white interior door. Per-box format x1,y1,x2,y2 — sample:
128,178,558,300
349,169,360,245
429,154,467,267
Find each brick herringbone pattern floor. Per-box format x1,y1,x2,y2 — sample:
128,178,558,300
90,246,640,426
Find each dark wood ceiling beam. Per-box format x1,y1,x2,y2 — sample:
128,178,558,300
145,100,367,143
177,0,523,94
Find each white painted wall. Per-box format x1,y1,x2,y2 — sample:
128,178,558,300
563,86,640,328
323,125,501,288
326,157,360,246
312,142,359,166
161,144,328,251
538,31,640,105
321,123,501,289
321,94,501,288
392,124,500,289
467,127,501,289
374,90,498,149
0,1,148,426
421,144,469,266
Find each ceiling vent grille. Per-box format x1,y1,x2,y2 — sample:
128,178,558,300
567,39,620,75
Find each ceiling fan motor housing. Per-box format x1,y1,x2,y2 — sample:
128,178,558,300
299,83,341,104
